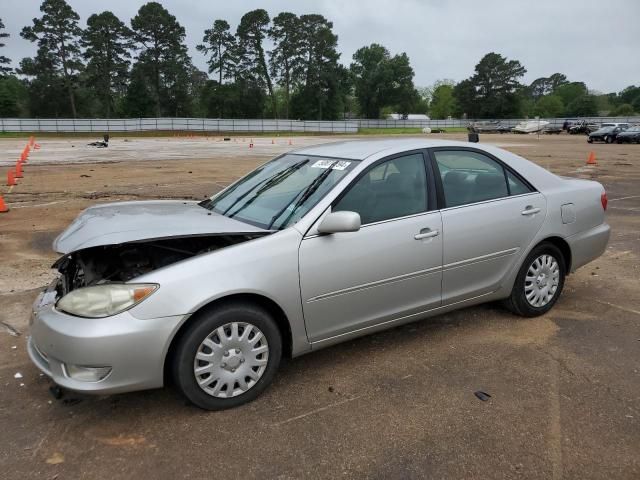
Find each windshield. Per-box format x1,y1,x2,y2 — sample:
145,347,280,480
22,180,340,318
200,154,358,230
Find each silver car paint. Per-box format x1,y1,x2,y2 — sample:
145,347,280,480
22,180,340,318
53,200,267,254
29,139,610,394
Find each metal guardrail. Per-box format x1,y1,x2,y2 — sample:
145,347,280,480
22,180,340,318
1,116,638,133
0,118,360,133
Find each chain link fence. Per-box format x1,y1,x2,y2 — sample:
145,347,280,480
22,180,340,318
0,118,359,133
1,116,639,133
357,116,640,129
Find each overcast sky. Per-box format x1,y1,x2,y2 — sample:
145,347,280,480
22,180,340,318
2,0,638,93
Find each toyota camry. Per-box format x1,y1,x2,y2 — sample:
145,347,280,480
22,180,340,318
28,139,610,410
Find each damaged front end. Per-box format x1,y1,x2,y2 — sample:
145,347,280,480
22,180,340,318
53,234,264,297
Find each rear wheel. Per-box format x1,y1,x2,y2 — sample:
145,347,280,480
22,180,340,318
605,136,613,144
503,242,566,317
172,302,282,410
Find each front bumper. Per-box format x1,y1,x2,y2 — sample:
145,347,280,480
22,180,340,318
28,281,186,394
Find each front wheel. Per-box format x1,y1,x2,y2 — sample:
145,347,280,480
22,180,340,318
503,242,566,317
605,136,613,144
587,137,593,143
172,302,282,410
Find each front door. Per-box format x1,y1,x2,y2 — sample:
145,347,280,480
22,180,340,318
299,152,443,343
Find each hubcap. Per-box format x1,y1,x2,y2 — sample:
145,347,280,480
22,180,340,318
524,254,560,308
193,322,269,398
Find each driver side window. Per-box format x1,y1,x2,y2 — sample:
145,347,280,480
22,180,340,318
333,153,428,224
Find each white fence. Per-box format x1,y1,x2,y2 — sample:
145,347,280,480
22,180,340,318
0,118,359,133
357,116,640,129
1,116,638,133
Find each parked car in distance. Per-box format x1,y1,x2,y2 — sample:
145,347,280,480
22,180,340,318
28,139,610,410
569,121,599,135
588,126,625,143
616,126,640,143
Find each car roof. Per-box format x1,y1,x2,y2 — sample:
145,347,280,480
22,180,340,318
291,138,563,191
292,138,480,160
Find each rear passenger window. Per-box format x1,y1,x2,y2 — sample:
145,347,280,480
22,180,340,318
434,151,509,207
506,170,532,196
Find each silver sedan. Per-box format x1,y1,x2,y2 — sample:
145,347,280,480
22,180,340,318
28,139,610,409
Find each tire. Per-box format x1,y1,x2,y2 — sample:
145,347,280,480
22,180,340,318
587,137,593,143
605,136,613,144
172,302,282,410
503,242,566,317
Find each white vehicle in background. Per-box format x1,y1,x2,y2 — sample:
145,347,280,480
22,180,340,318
600,122,630,130
512,120,550,134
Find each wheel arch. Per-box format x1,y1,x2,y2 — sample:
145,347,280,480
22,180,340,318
538,236,572,272
163,293,293,385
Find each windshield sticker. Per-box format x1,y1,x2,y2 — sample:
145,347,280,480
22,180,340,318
311,160,351,170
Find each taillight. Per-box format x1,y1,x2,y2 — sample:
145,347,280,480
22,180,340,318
601,192,608,211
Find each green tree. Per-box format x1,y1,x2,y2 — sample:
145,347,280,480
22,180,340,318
452,78,477,118
350,43,418,118
533,94,564,117
269,12,303,119
122,62,154,116
565,94,598,116
20,0,84,117
548,73,568,91
236,9,276,117
429,82,456,119
555,82,588,106
618,85,640,109
197,19,236,84
130,2,193,117
82,11,133,117
471,52,526,118
293,14,345,120
609,103,635,116
0,75,29,116
0,19,12,75
529,77,552,101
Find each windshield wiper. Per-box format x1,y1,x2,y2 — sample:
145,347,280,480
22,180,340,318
225,159,309,218
267,160,338,230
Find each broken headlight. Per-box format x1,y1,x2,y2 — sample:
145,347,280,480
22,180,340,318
56,284,158,318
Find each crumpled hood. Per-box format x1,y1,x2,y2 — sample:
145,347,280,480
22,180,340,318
53,200,268,254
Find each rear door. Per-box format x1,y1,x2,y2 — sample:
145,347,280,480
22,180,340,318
430,148,547,305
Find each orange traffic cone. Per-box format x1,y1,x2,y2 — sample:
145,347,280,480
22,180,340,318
15,162,24,179
271,139,275,144
7,169,17,186
288,139,292,146
586,151,597,165
0,194,8,213
34,143,41,150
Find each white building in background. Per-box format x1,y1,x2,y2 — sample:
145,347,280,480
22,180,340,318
386,113,430,120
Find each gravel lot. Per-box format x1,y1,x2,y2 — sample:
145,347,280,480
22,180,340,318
1,133,638,479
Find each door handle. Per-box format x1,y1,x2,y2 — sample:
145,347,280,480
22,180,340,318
521,206,541,216
414,229,439,240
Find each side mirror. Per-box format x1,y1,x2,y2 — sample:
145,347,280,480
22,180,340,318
317,211,361,234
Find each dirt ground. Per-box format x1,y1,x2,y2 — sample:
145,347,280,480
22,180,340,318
0,133,638,479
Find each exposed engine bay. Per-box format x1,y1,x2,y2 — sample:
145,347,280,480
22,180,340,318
53,234,265,296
